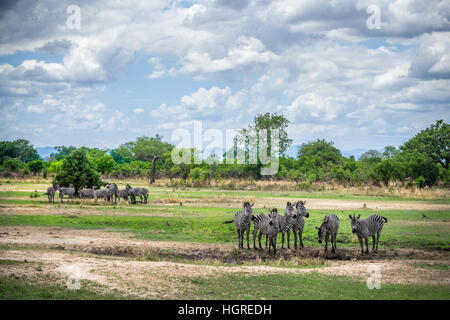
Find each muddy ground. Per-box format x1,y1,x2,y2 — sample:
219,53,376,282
0,225,449,299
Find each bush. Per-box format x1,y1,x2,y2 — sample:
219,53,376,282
415,176,426,188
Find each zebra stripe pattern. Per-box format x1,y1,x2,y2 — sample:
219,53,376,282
59,184,75,203
257,211,281,255
316,214,339,254
224,202,254,249
269,202,296,249
292,200,310,249
349,213,388,254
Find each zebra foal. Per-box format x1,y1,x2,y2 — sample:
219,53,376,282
349,213,388,254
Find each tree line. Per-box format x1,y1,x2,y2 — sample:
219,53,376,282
0,116,448,189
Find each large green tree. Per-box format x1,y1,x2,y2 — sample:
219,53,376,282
401,120,449,169
54,149,102,192
132,135,173,184
297,139,343,168
0,139,40,163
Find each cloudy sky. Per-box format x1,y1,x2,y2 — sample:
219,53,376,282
0,0,449,156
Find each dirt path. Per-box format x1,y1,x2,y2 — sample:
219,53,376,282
0,226,448,299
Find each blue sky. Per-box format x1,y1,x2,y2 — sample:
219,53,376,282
0,0,449,158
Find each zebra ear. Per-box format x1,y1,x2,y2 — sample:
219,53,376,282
250,203,254,207
315,226,320,230
348,214,353,220
357,214,361,219
324,216,328,222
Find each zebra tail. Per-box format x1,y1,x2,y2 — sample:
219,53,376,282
382,216,388,223
223,220,234,224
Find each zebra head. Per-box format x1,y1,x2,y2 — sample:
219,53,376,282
295,200,309,218
315,215,329,243
125,184,132,190
285,202,296,219
349,213,361,233
243,202,254,217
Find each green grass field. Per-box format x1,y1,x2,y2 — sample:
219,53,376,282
0,184,449,299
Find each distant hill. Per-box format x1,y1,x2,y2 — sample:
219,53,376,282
35,146,55,160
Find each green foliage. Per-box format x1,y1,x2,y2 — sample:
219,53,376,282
54,149,103,191
1,157,24,172
47,160,63,173
0,139,40,163
50,146,77,161
401,120,449,169
298,139,343,168
26,160,44,175
189,167,211,181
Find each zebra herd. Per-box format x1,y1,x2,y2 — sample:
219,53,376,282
45,183,149,205
226,202,388,255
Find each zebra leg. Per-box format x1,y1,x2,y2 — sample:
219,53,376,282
299,228,304,248
372,236,376,251
258,232,263,249
364,237,369,254
273,235,277,256
287,229,291,249
246,227,250,249
236,229,241,248
281,232,285,249
253,230,258,249
265,235,268,248
358,236,364,254
293,228,298,250
376,232,380,251
325,234,329,254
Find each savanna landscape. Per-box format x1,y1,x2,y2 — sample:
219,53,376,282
0,176,449,300
1,0,450,303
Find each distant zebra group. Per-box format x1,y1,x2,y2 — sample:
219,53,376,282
225,202,388,256
44,183,149,205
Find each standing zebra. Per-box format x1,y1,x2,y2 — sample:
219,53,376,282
269,202,296,249
105,183,118,204
125,184,144,204
223,202,254,249
257,212,281,255
292,200,310,249
251,209,276,249
79,186,96,200
44,184,59,203
116,188,130,203
94,188,108,201
349,213,388,254
59,184,75,203
316,214,339,254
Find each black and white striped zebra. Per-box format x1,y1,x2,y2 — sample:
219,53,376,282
292,200,310,249
59,184,75,203
223,202,254,249
44,184,59,203
349,213,388,254
257,211,281,255
316,214,339,254
269,202,297,249
251,208,276,249
79,186,96,200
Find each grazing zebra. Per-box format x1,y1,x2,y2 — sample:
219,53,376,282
59,184,75,203
44,184,59,203
316,214,339,254
136,187,149,204
292,200,310,249
257,212,281,255
251,209,273,249
223,202,254,249
269,202,296,249
349,213,388,254
79,186,96,200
